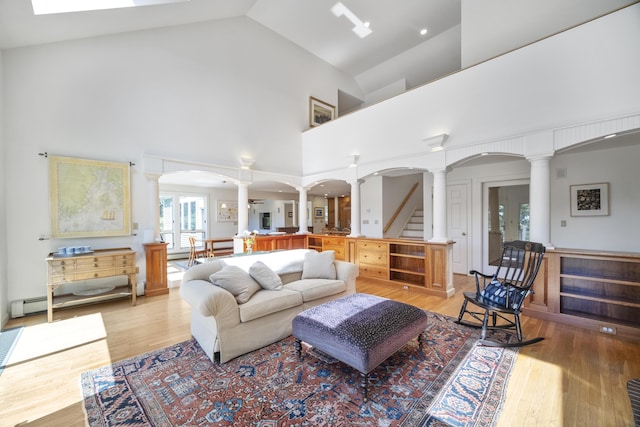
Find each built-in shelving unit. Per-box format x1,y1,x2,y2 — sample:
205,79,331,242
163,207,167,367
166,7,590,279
524,248,640,341
559,255,640,328
389,242,426,286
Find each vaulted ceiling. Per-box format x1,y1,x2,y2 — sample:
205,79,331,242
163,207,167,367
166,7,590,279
1,0,636,196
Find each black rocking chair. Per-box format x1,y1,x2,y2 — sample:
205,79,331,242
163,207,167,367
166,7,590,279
457,240,546,347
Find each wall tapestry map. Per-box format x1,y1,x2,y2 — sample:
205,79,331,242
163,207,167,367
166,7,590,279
49,156,131,238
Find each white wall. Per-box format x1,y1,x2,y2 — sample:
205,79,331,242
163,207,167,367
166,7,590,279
550,143,640,252
461,0,637,68
360,175,384,238
301,5,640,175
0,50,7,325
1,17,361,306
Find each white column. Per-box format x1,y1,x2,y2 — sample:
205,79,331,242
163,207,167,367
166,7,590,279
297,188,309,234
145,173,161,242
429,168,448,243
348,179,362,237
334,196,339,227
237,183,249,235
528,156,554,248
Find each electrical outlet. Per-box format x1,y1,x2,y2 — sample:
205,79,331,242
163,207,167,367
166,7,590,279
136,266,140,273
600,325,616,334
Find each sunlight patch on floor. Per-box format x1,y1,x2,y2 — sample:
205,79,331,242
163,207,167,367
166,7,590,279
5,313,107,366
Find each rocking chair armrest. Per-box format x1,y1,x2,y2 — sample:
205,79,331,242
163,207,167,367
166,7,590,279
469,269,494,293
469,269,493,279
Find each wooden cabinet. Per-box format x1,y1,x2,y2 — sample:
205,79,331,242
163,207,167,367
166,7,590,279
524,248,640,341
144,242,168,297
322,236,346,260
46,248,136,322
252,234,307,252
303,236,454,297
354,238,454,298
305,234,347,260
358,240,389,280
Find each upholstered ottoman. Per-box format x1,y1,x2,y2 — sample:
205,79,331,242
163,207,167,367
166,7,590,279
292,292,428,401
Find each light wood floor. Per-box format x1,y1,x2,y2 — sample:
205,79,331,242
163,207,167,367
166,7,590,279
1,271,639,427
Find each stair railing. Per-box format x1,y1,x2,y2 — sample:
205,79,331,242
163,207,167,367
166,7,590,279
383,182,419,234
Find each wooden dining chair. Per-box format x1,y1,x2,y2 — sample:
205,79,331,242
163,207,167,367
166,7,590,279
188,236,208,266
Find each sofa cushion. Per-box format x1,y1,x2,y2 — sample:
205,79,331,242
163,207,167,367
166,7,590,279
209,265,261,304
284,278,346,302
301,250,337,280
238,289,303,322
249,260,283,290
280,271,303,285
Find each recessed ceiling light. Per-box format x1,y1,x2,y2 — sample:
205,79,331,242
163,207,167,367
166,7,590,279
420,28,428,36
364,22,370,28
604,133,617,139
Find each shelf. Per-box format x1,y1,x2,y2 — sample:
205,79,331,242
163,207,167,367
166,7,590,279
560,306,640,329
390,270,424,286
560,257,640,282
390,253,424,259
560,295,639,325
559,292,640,309
52,285,133,309
560,277,640,303
390,268,425,276
560,273,640,287
389,243,425,258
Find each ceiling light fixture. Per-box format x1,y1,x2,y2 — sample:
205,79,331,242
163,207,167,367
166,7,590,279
239,156,254,170
31,0,189,15
604,133,617,139
331,2,372,39
423,133,448,152
420,28,428,36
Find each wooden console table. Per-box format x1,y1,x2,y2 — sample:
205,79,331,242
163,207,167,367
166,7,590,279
45,247,137,322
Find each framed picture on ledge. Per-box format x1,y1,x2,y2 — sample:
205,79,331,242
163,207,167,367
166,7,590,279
570,182,609,216
309,96,335,127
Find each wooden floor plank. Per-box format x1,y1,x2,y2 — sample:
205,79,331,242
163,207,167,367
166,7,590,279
1,271,639,426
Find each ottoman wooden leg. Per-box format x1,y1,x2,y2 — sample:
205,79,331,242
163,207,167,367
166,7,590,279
361,372,369,402
294,338,303,361
418,331,427,352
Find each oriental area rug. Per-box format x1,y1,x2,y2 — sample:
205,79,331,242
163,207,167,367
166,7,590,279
81,313,518,426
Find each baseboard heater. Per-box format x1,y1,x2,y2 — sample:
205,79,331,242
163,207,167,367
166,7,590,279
11,296,48,318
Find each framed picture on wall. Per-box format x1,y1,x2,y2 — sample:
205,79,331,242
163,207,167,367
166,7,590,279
309,96,335,127
49,155,131,238
314,207,324,218
570,182,609,216
217,200,238,222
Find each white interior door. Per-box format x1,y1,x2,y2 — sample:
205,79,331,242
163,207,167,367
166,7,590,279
448,183,469,275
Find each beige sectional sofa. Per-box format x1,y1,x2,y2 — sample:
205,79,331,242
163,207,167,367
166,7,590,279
180,249,358,363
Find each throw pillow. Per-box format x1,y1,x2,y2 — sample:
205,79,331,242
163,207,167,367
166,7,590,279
479,279,528,309
249,260,283,290
209,265,261,304
301,250,337,280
